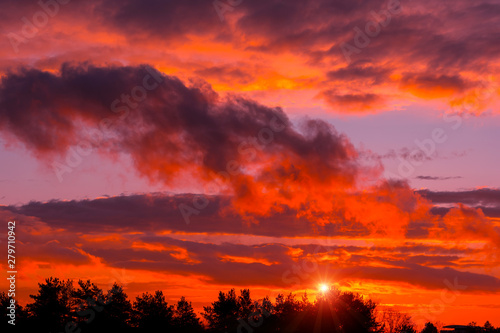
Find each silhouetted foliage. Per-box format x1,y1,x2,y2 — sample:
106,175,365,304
378,308,416,333
315,289,380,333
25,277,76,332
133,290,173,331
264,292,310,332
421,322,438,333
174,296,204,333
203,289,242,332
72,279,107,332
100,283,133,331
11,277,500,333
202,287,380,333
483,321,500,333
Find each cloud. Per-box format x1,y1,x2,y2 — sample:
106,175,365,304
400,74,470,99
0,63,375,220
1,1,500,320
94,0,224,41
3,187,498,251
417,189,500,249
4,203,500,292
1,63,498,295
419,188,500,207
1,64,453,238
319,90,386,112
1,194,367,237
361,148,468,165
1,0,499,114
416,176,463,181
326,63,392,85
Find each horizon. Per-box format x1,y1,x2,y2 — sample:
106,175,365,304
1,0,499,331
3,277,498,331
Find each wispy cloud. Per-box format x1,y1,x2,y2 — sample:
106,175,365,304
416,175,463,181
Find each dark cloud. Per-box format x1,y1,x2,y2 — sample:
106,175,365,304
319,90,384,111
362,149,467,163
0,63,361,217
334,263,500,292
73,0,500,82
420,188,500,207
400,73,470,97
2,0,499,114
93,0,226,41
432,206,500,219
1,194,368,237
326,63,392,85
99,244,500,291
416,175,462,181
4,203,498,292
36,231,500,291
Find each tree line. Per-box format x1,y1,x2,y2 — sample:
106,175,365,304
1,277,499,333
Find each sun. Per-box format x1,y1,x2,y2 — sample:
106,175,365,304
319,284,329,293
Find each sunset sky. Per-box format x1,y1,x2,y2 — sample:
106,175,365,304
1,0,500,328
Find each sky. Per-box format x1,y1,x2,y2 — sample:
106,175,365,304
0,0,500,328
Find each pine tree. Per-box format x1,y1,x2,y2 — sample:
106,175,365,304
133,290,174,331
174,296,203,332
25,277,76,332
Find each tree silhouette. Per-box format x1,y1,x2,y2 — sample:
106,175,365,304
238,289,256,321
8,276,500,333
133,290,174,331
484,321,498,333
274,293,302,318
72,279,106,332
73,279,105,306
25,277,76,332
378,308,416,333
421,322,438,333
271,292,311,332
99,282,133,331
203,289,241,332
315,289,380,333
174,296,204,333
